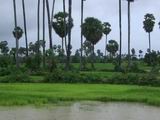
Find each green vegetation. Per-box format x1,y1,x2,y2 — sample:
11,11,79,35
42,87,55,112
0,84,160,106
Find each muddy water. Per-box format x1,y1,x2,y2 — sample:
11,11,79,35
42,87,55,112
0,102,160,120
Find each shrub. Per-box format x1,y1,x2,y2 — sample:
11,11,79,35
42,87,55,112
0,67,11,76
44,69,100,83
0,72,30,83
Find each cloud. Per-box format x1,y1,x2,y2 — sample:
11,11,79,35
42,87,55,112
0,0,160,55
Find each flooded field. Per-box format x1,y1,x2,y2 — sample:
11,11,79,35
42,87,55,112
0,102,160,120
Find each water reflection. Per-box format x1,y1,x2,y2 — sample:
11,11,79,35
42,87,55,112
0,102,160,120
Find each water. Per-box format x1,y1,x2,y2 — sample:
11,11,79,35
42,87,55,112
0,102,160,120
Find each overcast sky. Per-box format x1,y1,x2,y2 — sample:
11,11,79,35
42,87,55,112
0,0,160,55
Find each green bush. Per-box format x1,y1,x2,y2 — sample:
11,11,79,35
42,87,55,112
44,70,100,83
0,66,30,83
0,67,11,76
0,72,31,83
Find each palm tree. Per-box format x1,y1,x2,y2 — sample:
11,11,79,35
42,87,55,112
63,0,67,53
37,0,40,66
143,13,155,51
66,0,73,70
22,0,28,57
12,27,23,67
119,0,122,66
106,40,119,59
46,0,53,49
51,0,56,21
80,0,86,70
13,0,19,68
126,0,134,66
52,12,72,53
82,17,103,69
102,22,111,57
42,0,46,68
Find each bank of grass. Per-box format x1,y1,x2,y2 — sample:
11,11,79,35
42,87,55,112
0,84,160,106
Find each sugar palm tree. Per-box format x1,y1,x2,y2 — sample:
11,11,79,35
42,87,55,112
82,17,103,69
42,0,46,68
102,22,111,57
126,0,134,66
80,0,86,70
63,0,67,52
119,0,122,66
22,0,28,57
143,13,155,51
37,0,40,66
46,0,53,49
52,12,73,53
66,0,73,70
13,0,19,68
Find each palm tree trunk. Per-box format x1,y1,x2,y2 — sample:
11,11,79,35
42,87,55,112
13,0,19,68
119,0,122,67
128,1,131,67
46,0,53,49
105,35,107,57
51,0,55,21
43,0,46,68
148,32,151,52
63,0,67,55
22,0,28,57
62,38,64,52
91,44,95,70
80,0,84,70
37,0,40,67
51,0,55,49
66,0,72,70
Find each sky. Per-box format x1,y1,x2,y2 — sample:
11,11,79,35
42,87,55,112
0,0,160,55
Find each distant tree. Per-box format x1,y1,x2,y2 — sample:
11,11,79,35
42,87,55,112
143,13,155,51
10,48,16,62
0,41,9,55
139,50,143,59
82,17,103,69
18,47,26,57
106,40,119,58
12,26,23,67
131,48,136,58
103,22,111,57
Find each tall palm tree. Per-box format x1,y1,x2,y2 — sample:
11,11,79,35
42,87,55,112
63,0,67,53
37,0,40,66
13,0,19,68
22,0,28,57
126,0,134,67
82,17,103,69
119,0,122,66
143,13,155,51
80,0,85,70
102,22,111,57
66,0,72,70
46,0,53,49
42,0,46,68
